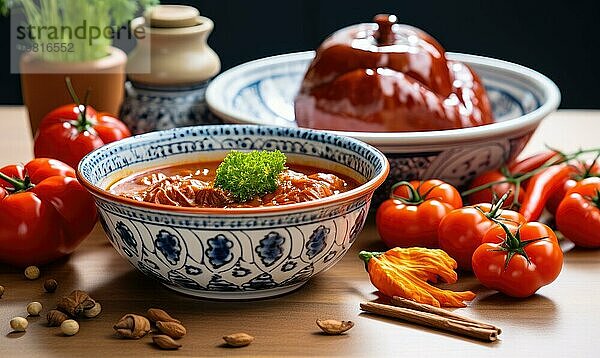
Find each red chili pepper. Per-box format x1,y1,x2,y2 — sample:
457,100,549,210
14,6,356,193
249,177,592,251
519,164,580,221
466,151,560,209
508,150,559,175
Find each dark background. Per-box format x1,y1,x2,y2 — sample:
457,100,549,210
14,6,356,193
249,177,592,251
1,0,599,108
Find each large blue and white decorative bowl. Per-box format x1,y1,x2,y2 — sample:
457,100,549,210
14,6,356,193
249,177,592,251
77,125,389,299
206,51,561,199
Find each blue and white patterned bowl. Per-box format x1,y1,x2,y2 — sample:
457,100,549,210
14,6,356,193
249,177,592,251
206,51,561,199
77,125,389,299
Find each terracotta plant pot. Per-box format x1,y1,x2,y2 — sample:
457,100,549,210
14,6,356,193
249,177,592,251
20,46,127,135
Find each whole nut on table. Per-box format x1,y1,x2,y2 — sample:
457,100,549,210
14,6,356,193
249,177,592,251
147,308,181,324
26,301,43,316
61,319,80,336
156,320,187,339
43,279,58,293
153,334,182,350
24,266,40,280
10,316,28,332
223,332,255,347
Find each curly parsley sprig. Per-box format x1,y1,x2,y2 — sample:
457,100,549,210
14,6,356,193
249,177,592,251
214,150,287,203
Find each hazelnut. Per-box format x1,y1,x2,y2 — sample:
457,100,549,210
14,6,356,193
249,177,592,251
43,279,58,293
83,302,102,318
27,301,43,316
61,319,79,336
24,266,40,280
10,316,28,332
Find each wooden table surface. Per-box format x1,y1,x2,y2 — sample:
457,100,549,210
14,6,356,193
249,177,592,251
1,107,599,357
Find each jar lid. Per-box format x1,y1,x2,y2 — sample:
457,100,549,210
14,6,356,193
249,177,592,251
144,5,201,28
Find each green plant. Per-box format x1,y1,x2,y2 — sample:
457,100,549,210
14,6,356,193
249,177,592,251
1,0,158,62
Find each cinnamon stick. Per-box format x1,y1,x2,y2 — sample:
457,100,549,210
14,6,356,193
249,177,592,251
390,296,502,334
360,302,499,342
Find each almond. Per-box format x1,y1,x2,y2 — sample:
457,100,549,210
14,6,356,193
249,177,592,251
223,332,254,347
146,308,181,324
156,321,187,339
153,334,182,350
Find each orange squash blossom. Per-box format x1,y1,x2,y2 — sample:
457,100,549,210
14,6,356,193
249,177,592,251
359,247,476,307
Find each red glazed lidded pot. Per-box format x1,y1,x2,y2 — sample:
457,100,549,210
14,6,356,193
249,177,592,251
294,14,494,132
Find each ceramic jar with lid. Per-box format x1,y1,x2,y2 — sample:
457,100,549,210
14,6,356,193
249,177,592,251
121,5,221,134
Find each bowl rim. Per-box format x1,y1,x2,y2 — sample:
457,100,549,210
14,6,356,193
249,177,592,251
76,124,390,215
206,51,561,145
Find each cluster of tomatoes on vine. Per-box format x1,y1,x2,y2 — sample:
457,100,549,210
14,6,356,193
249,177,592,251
376,149,600,298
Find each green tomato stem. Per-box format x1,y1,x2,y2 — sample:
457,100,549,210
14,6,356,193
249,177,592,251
490,219,549,269
461,148,600,201
390,181,423,204
485,190,511,218
65,77,94,132
0,171,35,193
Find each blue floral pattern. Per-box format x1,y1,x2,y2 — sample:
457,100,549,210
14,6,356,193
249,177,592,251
349,208,366,244
305,225,330,259
99,216,114,243
255,232,285,267
205,234,234,268
155,230,182,265
116,221,137,250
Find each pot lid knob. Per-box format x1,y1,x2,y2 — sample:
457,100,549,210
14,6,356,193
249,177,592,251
374,14,397,45
144,5,201,28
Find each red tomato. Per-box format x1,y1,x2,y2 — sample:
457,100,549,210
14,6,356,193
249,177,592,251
34,103,131,169
556,177,600,248
467,170,523,209
0,158,97,267
376,180,462,248
472,222,563,298
546,160,600,215
438,192,526,271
